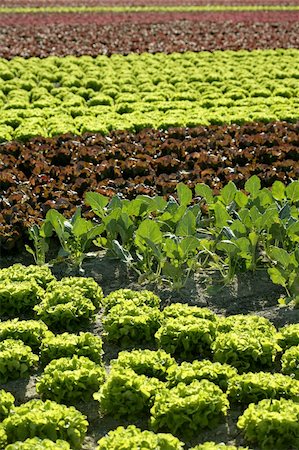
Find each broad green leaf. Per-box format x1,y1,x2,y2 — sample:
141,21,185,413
214,203,231,228
172,205,188,225
40,220,53,238
256,188,274,208
158,211,173,222
249,206,262,226
70,206,82,225
268,246,291,268
272,181,286,201
290,252,299,268
148,196,167,212
85,192,109,217
286,181,299,203
290,205,299,221
105,220,119,241
46,208,65,224
117,229,133,247
287,222,299,242
164,238,178,259
104,209,122,239
177,183,193,206
142,237,163,261
108,195,123,210
195,183,214,204
268,267,287,287
160,208,186,227
188,204,201,219
217,240,239,256
235,237,251,254
238,208,252,229
86,224,105,241
290,273,299,295
175,210,196,236
119,211,134,229
72,217,93,236
291,204,299,220
286,216,297,229
159,197,179,222
179,236,201,256
248,231,259,247
230,220,247,236
263,205,279,223
245,175,261,198
126,197,151,217
162,262,182,282
255,206,278,230
104,208,122,224
235,191,248,208
279,203,291,220
45,209,66,240
219,181,237,206
135,219,163,250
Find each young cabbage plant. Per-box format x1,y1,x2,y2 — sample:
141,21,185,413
162,235,202,289
134,219,164,283
134,213,204,289
267,246,299,306
86,191,167,256
45,208,103,273
25,223,52,266
157,184,195,232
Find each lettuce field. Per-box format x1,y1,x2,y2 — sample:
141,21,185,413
0,0,299,449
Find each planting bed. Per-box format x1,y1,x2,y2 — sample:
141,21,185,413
0,1,299,449
2,10,299,26
0,262,298,450
1,9,299,57
0,50,298,142
4,0,299,5
1,19,299,58
1,122,299,250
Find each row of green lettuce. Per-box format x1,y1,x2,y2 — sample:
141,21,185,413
1,286,299,375
1,267,299,370
1,353,299,449
26,176,299,305
0,393,252,450
1,5,299,12
3,321,299,404
0,398,297,450
0,49,299,141
1,264,299,448
1,264,298,374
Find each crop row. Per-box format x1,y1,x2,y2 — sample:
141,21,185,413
0,50,299,141
1,122,298,250
5,0,299,6
3,5,299,12
19,176,299,300
2,10,299,26
1,21,298,59
3,175,298,301
0,266,299,448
